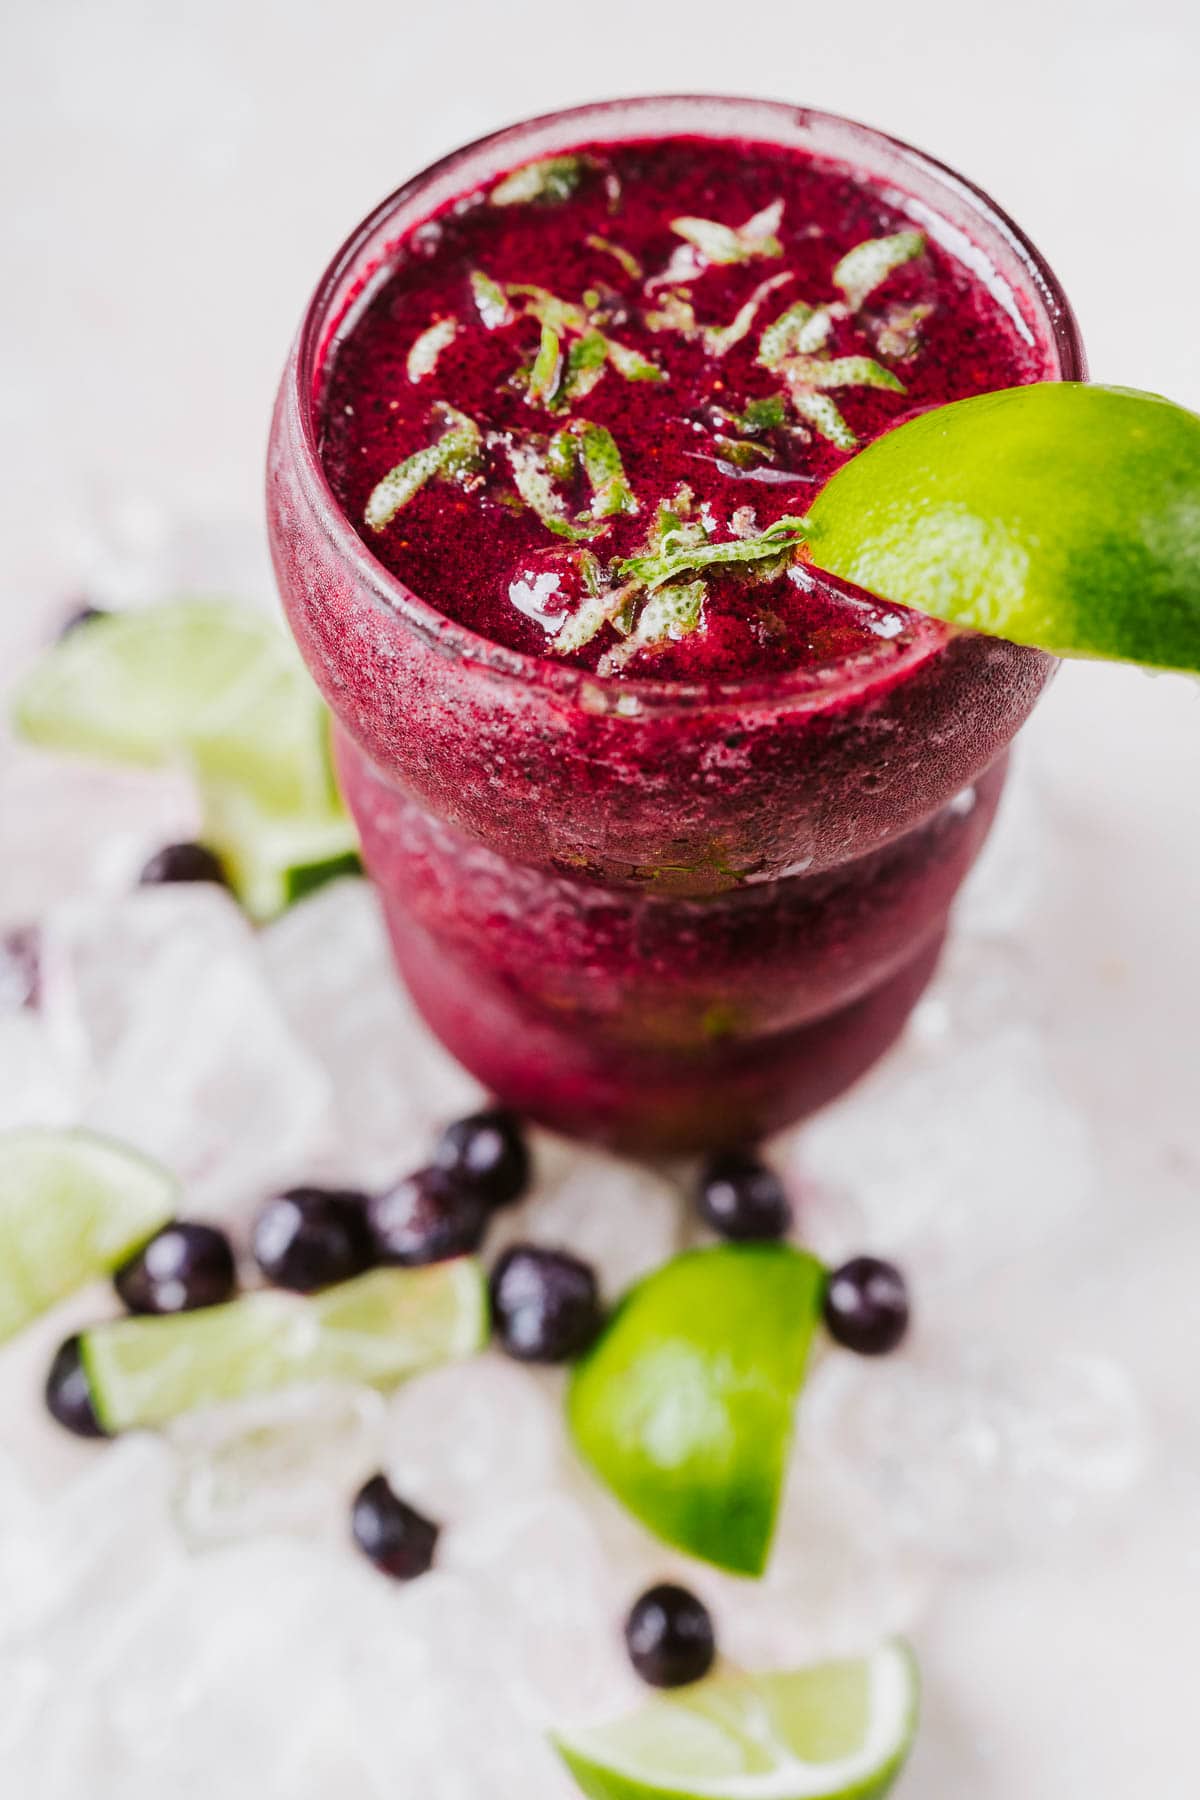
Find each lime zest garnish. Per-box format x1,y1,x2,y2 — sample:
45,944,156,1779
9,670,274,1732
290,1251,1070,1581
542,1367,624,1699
587,234,644,281
758,299,837,367
406,316,458,382
783,354,905,393
670,199,785,267
619,515,809,593
598,580,706,673
490,153,595,207
702,273,794,357
547,426,582,484
646,291,698,335
364,404,482,530
738,395,789,434
552,577,639,655
470,269,514,329
833,229,925,310
604,337,667,384
506,440,605,542
507,285,665,404
577,423,639,518
527,322,565,407
787,387,858,450
871,300,934,359
560,331,610,405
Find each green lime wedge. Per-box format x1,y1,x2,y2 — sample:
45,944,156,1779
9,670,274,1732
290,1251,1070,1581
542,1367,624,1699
804,383,1200,673
81,1260,487,1431
199,780,362,923
555,1640,919,1800
12,599,337,813
567,1246,823,1576
0,1129,178,1345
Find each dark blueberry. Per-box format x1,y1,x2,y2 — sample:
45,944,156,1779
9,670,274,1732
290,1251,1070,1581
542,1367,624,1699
489,1244,601,1363
433,1109,530,1210
366,1168,488,1266
138,841,231,889
625,1584,715,1689
251,1187,373,1292
57,602,109,639
697,1150,792,1242
44,1335,109,1439
351,1473,438,1580
114,1222,237,1316
0,926,40,1012
823,1256,910,1356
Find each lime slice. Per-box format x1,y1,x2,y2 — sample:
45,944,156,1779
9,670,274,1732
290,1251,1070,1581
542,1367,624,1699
555,1641,918,1800
804,383,1200,673
0,1129,178,1345
11,599,337,813
567,1246,824,1576
81,1260,487,1431
199,780,361,924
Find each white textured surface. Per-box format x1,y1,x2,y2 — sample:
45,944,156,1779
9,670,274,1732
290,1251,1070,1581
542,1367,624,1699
2,3,1199,1794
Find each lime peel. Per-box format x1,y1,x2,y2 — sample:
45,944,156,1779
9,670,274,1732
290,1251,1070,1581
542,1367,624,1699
81,1259,488,1431
567,1245,824,1577
804,382,1200,675
0,1129,179,1345
554,1641,919,1800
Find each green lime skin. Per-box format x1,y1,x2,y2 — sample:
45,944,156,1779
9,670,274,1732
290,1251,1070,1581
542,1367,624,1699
567,1245,824,1577
556,1743,909,1800
804,383,1200,674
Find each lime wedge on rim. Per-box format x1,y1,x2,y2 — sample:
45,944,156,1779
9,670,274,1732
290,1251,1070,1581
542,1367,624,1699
804,383,1200,673
80,1260,487,1432
554,1641,918,1800
0,1128,178,1345
567,1246,824,1577
11,599,338,814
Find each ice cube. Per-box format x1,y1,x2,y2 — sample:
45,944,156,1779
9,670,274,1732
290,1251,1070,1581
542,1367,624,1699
447,1492,637,1727
775,1006,1094,1296
260,879,481,1188
40,887,332,1217
804,1338,1147,1566
169,1385,387,1550
384,1353,560,1520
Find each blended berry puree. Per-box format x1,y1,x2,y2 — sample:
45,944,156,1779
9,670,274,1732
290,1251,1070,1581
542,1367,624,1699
319,135,1045,684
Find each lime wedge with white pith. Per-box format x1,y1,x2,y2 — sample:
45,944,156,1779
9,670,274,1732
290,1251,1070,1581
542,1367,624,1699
0,1129,178,1345
567,1247,824,1577
804,383,1200,673
199,780,361,923
11,599,337,813
80,1260,487,1431
555,1641,919,1800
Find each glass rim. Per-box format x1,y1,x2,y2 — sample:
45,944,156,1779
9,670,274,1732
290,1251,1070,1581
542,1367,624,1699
285,92,1086,716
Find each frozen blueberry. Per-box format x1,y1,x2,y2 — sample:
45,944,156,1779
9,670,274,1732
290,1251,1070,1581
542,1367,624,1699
0,926,40,1012
697,1150,792,1241
489,1244,601,1363
823,1256,910,1355
138,841,230,889
625,1584,715,1688
44,1335,109,1439
114,1222,237,1315
433,1109,530,1209
57,602,109,639
252,1187,373,1292
366,1168,488,1266
351,1473,439,1580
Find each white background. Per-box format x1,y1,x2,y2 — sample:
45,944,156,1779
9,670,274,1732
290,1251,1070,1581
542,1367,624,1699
3,1,1199,1793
